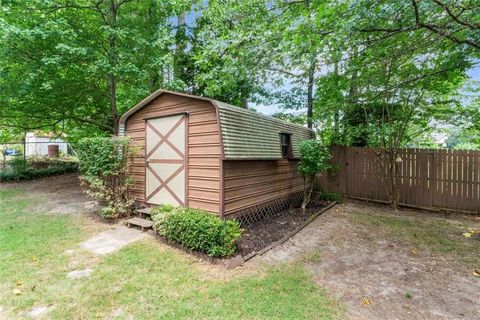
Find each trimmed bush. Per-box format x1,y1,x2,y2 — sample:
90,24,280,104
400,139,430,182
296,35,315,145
0,157,78,182
75,137,135,219
151,206,242,257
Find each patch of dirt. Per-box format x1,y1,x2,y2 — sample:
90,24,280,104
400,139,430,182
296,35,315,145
237,199,329,256
1,173,100,215
257,201,480,319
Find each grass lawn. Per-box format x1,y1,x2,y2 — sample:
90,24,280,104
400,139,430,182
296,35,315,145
0,187,342,319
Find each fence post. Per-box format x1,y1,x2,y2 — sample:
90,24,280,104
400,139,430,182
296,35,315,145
430,150,435,208
22,136,26,162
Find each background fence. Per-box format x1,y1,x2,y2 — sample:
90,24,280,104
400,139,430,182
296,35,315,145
318,146,480,213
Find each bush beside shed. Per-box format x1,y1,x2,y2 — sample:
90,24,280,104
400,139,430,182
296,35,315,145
119,90,314,220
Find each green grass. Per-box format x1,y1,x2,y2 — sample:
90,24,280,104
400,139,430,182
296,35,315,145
0,188,341,319
350,209,480,267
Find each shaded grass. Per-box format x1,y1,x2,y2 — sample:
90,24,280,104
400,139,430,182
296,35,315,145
350,208,480,267
0,187,341,319
0,188,88,313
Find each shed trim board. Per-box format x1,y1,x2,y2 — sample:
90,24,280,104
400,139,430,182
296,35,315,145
215,105,226,218
119,90,314,217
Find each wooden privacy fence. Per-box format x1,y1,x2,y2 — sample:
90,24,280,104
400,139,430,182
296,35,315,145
318,146,480,213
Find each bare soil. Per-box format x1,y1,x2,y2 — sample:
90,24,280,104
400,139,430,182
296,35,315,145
0,173,100,216
237,199,329,256
5,175,480,319
258,200,480,320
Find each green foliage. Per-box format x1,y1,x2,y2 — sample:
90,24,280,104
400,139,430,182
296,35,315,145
152,206,242,257
75,137,135,219
0,156,78,182
0,185,341,318
299,139,332,209
0,0,477,148
316,191,343,203
76,137,130,177
298,140,331,177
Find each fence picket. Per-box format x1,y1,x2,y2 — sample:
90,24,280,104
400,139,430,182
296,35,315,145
319,146,480,213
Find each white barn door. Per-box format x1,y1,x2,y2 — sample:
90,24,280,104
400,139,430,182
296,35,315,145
145,114,186,206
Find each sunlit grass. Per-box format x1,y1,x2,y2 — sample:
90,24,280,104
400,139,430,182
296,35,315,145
0,187,341,319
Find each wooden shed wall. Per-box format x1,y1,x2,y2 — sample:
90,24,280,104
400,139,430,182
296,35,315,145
125,93,222,213
223,160,304,215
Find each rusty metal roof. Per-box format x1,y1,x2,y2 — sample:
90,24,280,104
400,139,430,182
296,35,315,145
119,90,314,160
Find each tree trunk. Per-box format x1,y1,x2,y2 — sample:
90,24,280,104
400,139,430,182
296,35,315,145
384,149,401,211
147,2,160,92
241,96,248,109
108,74,119,134
174,11,187,81
306,55,316,129
301,175,314,210
333,60,340,137
107,0,119,134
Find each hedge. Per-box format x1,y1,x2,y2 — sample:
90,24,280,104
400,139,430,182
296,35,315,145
151,205,242,257
0,157,78,182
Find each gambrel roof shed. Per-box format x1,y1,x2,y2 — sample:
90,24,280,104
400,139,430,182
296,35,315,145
119,89,314,218
119,90,313,160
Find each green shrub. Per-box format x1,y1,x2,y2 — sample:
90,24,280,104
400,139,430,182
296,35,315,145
75,137,135,219
0,157,78,182
316,190,343,203
299,140,331,209
151,206,242,257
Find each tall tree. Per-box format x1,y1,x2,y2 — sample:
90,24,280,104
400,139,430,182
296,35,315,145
0,0,181,138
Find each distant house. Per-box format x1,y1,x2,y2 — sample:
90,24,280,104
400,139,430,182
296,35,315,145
25,132,68,157
119,90,314,221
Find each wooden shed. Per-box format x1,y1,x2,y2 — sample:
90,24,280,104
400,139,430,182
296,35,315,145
119,90,314,221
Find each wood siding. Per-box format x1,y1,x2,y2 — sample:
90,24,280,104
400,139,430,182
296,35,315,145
223,160,304,215
125,93,222,214
318,146,480,213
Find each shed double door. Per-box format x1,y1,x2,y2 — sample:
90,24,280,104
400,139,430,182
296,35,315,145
145,114,187,206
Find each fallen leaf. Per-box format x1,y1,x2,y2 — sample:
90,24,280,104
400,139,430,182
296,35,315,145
32,256,39,262
13,289,22,295
473,270,480,277
362,297,371,305
410,249,417,255
463,232,472,238
15,281,23,286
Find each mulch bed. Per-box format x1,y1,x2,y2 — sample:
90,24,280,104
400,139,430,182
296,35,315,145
236,199,330,256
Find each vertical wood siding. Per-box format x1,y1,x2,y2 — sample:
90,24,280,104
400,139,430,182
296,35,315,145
223,160,304,215
318,146,480,213
125,93,221,214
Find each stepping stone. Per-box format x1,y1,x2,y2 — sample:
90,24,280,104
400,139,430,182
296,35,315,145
83,201,98,210
80,226,145,255
67,269,93,279
28,305,53,318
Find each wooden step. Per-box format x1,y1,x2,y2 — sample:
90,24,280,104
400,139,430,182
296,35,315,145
126,217,154,231
136,208,152,219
